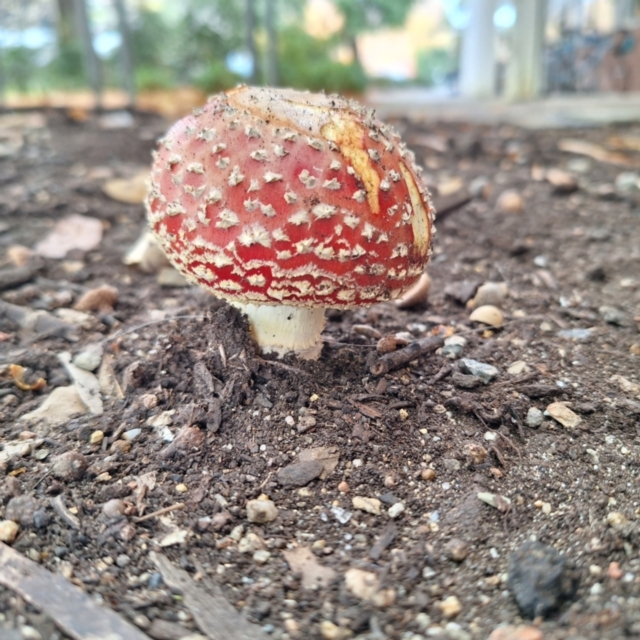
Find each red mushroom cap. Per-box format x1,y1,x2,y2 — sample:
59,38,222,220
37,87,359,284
146,86,434,309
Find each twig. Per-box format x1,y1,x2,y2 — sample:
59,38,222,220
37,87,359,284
50,495,80,530
132,502,185,523
370,335,445,376
432,190,473,221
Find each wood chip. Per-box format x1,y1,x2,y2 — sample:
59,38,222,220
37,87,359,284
0,542,151,640
150,551,268,640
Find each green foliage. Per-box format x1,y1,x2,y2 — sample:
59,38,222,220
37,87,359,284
192,60,241,93
2,47,39,93
334,0,417,35
44,42,86,89
277,26,366,94
416,47,456,86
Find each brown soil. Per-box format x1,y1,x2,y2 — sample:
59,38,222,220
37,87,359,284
0,108,639,640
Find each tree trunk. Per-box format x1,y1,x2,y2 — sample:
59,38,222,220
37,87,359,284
264,0,278,86
113,0,136,107
56,0,76,47
74,0,103,109
348,34,361,67
245,0,258,84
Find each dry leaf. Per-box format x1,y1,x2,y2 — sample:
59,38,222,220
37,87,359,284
9,364,46,392
299,446,340,479
607,135,640,152
102,169,149,204
610,375,640,396
98,354,124,400
20,386,88,428
34,214,103,259
558,139,637,167
282,547,337,589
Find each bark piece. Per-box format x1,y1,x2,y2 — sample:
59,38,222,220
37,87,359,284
150,551,268,640
0,542,150,640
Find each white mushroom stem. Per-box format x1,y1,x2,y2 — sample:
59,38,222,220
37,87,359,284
231,303,326,360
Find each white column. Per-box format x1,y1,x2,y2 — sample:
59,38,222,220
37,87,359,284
615,0,636,28
459,0,497,99
505,0,547,101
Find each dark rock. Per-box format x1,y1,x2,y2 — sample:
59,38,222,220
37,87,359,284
250,600,271,621
5,495,39,527
586,265,606,282
518,384,562,399
599,305,633,327
276,460,324,487
51,450,88,481
444,280,480,305
451,372,484,389
507,540,579,618
33,509,51,529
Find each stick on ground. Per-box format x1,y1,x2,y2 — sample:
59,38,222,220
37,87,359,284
0,542,151,640
370,335,445,376
150,551,268,640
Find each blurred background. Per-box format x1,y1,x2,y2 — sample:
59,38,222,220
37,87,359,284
0,0,639,116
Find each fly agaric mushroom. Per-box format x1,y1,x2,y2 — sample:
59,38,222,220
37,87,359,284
146,86,435,359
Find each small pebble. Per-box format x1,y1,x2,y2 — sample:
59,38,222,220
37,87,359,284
445,538,469,562
463,442,487,465
607,512,627,527
319,620,348,640
526,407,544,428
175,483,188,493
0,520,19,543
246,499,278,523
439,595,462,618
546,402,581,429
497,189,524,213
51,450,88,481
388,502,405,519
459,358,499,382
488,626,543,640
608,561,623,580
102,499,126,519
352,496,382,516
89,430,104,445
472,282,509,308
253,549,271,564
238,532,264,553
469,305,504,328
116,554,131,568
421,469,436,481
442,335,467,358
133,614,150,629
5,495,38,527
73,345,103,372
337,481,349,493
20,626,43,640
507,360,529,375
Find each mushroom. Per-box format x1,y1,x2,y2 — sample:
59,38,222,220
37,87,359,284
146,86,435,359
